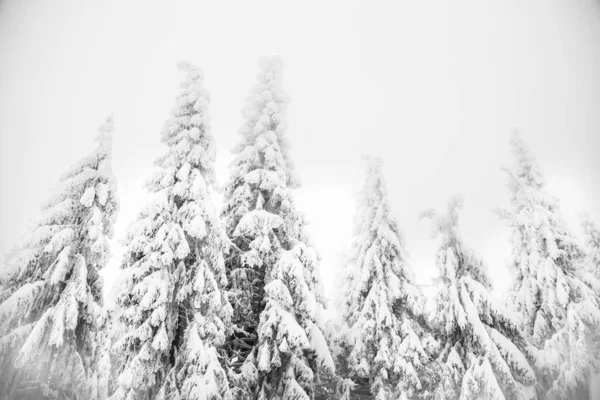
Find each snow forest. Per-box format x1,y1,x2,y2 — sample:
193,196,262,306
1,57,599,400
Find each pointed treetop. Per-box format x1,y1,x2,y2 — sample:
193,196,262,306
446,194,464,224
509,130,544,188
258,55,284,82
95,114,114,154
98,114,114,132
419,194,464,238
361,154,383,175
360,154,386,199
176,60,204,79
230,55,297,188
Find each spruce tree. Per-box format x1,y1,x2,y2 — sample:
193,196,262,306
110,62,232,400
222,57,334,399
580,214,600,400
339,157,429,400
0,116,119,399
496,133,600,399
422,196,535,400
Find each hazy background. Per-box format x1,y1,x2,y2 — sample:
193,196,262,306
1,0,599,306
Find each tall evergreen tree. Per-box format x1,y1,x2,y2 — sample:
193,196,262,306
579,213,600,399
339,157,429,400
579,214,600,400
496,133,600,399
222,57,333,399
422,196,535,400
0,116,119,399
110,62,231,400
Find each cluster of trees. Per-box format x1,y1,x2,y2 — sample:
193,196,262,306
332,138,600,400
0,57,599,400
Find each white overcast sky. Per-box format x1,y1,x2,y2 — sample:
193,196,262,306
1,0,599,305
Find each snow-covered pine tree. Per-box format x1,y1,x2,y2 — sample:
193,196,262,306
422,195,535,400
0,116,119,399
580,213,600,280
221,56,334,399
339,156,429,400
110,61,232,400
580,215,600,400
496,133,600,399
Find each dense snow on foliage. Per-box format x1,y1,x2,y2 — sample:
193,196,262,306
221,57,333,400
0,116,119,399
2,57,600,400
339,157,430,400
422,196,535,400
110,62,232,400
581,214,600,280
496,132,600,400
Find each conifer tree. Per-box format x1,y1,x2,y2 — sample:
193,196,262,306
222,57,334,399
0,116,119,399
580,213,600,330
496,133,600,399
339,157,429,400
579,213,600,400
110,62,232,400
423,196,535,400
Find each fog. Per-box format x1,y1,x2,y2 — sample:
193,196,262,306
1,0,599,304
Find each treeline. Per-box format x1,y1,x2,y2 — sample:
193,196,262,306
0,57,598,400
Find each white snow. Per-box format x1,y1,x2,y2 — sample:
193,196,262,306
80,186,96,207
